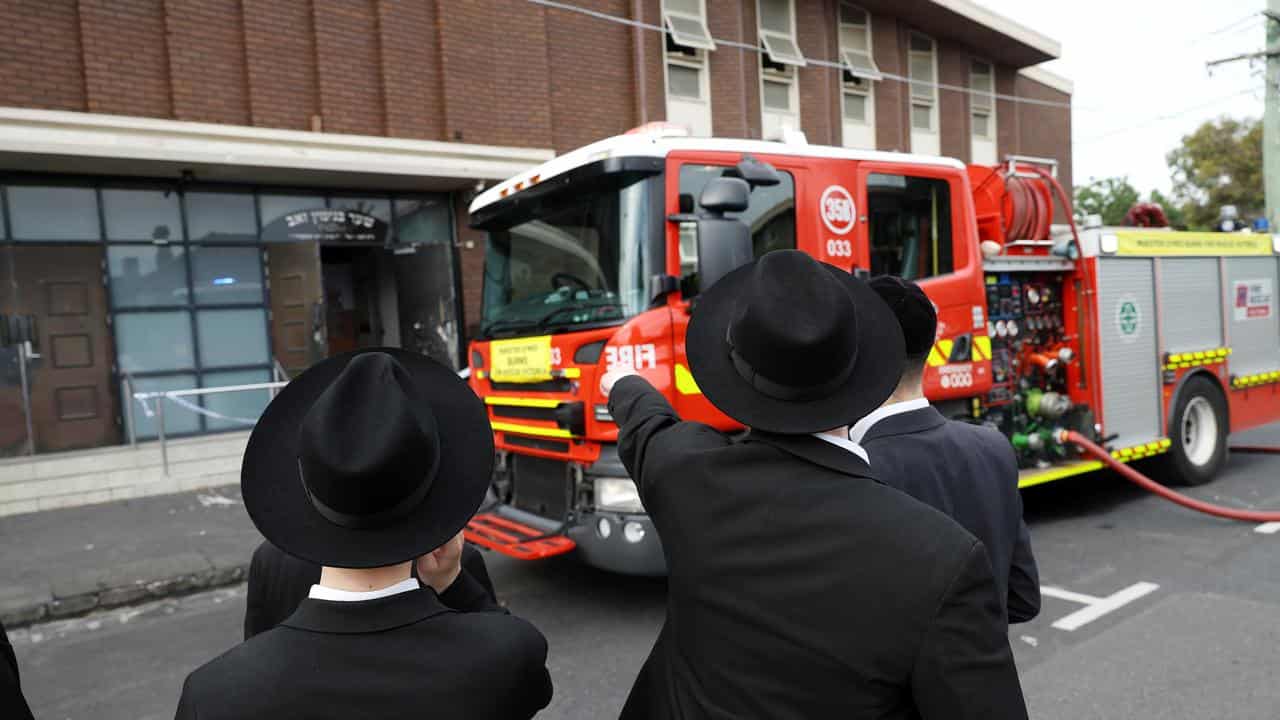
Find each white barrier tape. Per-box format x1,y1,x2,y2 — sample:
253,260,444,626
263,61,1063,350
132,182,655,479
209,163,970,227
166,393,259,426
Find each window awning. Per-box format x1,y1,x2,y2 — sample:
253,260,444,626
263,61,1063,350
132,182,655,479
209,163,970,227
841,49,882,81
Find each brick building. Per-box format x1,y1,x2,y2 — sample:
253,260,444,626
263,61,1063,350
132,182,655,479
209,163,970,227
0,0,1070,458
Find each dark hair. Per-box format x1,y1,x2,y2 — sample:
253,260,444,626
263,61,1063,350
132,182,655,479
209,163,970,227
868,275,937,365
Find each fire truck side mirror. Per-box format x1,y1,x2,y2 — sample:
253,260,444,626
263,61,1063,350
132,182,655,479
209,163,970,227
696,177,753,292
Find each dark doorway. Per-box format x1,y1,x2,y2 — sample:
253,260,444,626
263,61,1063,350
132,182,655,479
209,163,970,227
1,245,119,453
320,245,397,356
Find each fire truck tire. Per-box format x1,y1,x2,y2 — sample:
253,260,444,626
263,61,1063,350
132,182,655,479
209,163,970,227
1161,376,1228,486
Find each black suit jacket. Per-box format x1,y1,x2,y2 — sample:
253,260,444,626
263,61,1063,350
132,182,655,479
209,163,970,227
861,406,1041,624
1,619,35,720
609,377,1027,720
244,539,498,639
179,572,551,719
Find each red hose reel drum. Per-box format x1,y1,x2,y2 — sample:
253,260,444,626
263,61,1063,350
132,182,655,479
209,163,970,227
967,164,1056,249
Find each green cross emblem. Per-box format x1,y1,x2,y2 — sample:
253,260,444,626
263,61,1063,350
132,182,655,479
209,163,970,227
1118,301,1139,335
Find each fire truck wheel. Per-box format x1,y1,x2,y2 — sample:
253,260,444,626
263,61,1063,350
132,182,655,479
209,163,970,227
1162,376,1228,486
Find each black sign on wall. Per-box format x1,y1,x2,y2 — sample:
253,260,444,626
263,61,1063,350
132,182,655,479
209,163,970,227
260,209,390,244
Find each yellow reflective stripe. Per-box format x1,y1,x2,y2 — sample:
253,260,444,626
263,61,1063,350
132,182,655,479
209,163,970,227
485,396,561,408
1018,460,1104,488
555,368,582,379
490,422,573,439
937,339,954,360
972,335,992,362
675,363,702,395
926,345,946,367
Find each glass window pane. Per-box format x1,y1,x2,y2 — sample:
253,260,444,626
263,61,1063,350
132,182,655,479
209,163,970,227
867,174,953,280
116,311,195,373
912,103,933,130
259,194,326,241
909,33,932,53
8,186,99,241
329,196,392,223
201,368,272,431
840,2,866,26
186,192,257,244
667,0,700,16
191,246,264,305
394,196,452,245
762,34,803,64
759,0,791,33
102,189,183,242
843,91,867,122
840,25,868,52
668,63,702,99
197,308,269,368
972,112,990,137
108,245,189,309
763,80,791,110
668,15,713,49
124,373,200,439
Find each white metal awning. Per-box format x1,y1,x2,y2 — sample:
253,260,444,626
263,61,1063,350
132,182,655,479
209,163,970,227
0,108,555,190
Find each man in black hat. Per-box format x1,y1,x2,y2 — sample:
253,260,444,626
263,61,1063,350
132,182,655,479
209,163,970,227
858,275,1040,625
602,250,1027,719
176,350,551,719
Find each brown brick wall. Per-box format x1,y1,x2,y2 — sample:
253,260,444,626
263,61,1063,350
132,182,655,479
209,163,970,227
707,0,753,138
870,12,907,152
165,0,250,125
455,190,487,339
994,65,1019,164
242,0,318,131
0,0,85,111
312,0,385,136
638,0,666,127
796,0,837,146
547,0,637,152
438,2,552,148
79,0,171,118
377,0,444,141
936,39,969,163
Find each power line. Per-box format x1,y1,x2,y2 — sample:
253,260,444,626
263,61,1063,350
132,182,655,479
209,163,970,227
1075,87,1262,144
526,0,1075,110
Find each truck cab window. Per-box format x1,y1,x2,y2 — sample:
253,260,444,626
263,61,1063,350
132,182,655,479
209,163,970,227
677,164,796,292
866,173,953,280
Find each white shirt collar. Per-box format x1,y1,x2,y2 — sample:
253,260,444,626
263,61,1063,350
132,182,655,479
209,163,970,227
308,577,420,602
848,397,931,445
812,432,870,464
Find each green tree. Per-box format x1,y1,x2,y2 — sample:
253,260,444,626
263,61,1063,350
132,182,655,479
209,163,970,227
1073,176,1140,225
1166,117,1263,230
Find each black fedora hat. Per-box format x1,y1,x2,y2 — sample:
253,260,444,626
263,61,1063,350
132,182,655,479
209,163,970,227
241,348,493,569
686,250,905,434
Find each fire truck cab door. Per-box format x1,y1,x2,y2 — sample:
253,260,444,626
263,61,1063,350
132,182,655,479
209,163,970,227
856,162,991,400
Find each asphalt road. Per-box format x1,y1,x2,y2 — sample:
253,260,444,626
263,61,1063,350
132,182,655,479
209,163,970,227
11,423,1280,719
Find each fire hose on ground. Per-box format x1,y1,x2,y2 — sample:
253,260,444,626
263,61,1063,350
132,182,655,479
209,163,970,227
1058,430,1280,523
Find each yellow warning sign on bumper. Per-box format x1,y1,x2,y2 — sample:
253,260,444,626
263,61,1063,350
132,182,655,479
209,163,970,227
489,336,553,383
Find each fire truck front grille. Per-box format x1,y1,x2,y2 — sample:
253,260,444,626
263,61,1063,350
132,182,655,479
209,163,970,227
490,378,572,393
511,456,571,520
491,405,557,421
503,434,570,454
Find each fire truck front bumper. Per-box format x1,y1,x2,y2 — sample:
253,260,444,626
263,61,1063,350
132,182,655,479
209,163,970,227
566,511,665,576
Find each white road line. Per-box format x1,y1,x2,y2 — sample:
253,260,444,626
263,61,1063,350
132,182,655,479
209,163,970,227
1051,582,1160,632
1039,586,1102,605
1254,522,1280,534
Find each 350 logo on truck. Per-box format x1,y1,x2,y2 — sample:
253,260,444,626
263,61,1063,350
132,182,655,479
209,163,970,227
820,185,856,235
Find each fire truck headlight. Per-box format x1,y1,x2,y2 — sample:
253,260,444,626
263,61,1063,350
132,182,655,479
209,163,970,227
594,477,644,513
1273,234,1280,254
623,521,646,544
596,517,612,539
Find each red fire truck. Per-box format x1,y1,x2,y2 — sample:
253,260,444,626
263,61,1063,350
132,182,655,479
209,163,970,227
463,126,1280,575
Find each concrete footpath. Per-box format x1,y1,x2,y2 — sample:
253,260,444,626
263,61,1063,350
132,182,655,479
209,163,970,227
0,485,259,628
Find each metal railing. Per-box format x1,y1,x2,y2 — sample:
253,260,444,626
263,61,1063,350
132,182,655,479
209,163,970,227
130,381,288,476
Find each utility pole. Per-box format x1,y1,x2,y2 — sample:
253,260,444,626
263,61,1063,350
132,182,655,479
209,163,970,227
1266,2,1280,231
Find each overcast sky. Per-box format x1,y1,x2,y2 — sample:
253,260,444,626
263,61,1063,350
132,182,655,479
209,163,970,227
977,0,1267,196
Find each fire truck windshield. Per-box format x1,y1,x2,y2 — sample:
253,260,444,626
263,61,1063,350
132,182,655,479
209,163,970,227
480,172,660,339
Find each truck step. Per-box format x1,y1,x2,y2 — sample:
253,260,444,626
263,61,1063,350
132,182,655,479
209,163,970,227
465,512,577,560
